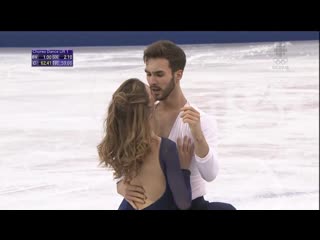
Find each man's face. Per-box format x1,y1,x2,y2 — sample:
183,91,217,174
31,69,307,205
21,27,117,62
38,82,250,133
144,58,176,101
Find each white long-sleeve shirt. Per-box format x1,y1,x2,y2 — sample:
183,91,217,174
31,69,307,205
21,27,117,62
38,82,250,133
167,102,219,200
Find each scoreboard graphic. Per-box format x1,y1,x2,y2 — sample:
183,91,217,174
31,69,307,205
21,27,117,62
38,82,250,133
32,50,73,67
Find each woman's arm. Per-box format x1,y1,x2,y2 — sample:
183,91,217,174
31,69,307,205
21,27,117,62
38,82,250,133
163,138,193,210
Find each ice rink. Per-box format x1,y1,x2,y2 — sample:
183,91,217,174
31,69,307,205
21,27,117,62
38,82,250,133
0,41,318,209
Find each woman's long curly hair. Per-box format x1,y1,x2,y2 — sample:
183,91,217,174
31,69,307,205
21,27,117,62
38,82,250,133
97,78,153,182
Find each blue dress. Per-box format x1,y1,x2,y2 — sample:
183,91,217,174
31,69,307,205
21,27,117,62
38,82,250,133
118,137,192,210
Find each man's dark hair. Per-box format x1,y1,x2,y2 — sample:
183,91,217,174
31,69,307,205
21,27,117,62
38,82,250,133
143,40,186,73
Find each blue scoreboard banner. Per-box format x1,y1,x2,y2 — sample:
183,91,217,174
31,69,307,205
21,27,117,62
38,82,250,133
32,49,73,67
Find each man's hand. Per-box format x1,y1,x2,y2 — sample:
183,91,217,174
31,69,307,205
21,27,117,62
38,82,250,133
180,105,209,158
177,136,194,169
180,106,202,138
117,180,146,208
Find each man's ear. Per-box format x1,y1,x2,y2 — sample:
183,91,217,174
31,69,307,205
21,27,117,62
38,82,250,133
175,69,183,82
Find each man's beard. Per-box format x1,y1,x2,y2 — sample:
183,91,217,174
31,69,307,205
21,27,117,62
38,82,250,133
152,77,175,101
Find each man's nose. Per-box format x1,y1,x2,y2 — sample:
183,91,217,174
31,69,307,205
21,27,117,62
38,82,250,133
148,75,157,85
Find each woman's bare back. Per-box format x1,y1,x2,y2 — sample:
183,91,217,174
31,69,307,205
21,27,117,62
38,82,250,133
128,137,166,210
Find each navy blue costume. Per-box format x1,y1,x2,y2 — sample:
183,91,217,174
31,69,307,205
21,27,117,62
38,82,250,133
118,138,192,210
191,197,236,210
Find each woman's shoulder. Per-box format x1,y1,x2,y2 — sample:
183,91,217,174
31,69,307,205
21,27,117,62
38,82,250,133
160,137,176,144
160,137,177,151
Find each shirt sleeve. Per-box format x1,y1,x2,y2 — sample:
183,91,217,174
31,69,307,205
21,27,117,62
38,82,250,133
161,139,192,210
194,113,219,182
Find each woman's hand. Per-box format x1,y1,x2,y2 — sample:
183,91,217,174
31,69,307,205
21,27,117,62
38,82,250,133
177,136,194,169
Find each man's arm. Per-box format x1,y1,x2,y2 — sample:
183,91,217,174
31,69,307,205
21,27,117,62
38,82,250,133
194,113,219,182
181,106,219,182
